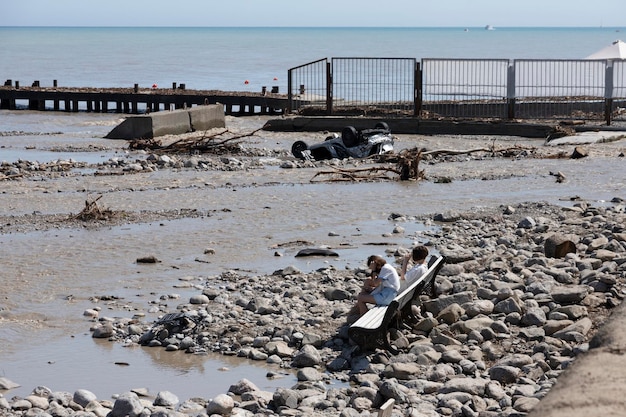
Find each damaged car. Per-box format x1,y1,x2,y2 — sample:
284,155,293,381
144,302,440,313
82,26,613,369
291,122,394,161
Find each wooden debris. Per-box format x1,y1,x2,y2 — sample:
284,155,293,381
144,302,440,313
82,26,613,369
129,128,264,154
310,165,401,182
75,195,115,221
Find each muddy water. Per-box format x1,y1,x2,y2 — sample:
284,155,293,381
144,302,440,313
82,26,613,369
1,112,625,400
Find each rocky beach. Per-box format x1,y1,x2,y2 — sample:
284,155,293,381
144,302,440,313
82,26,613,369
1,115,625,417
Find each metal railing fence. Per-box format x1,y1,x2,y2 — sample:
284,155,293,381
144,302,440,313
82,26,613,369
421,58,509,119
288,57,626,123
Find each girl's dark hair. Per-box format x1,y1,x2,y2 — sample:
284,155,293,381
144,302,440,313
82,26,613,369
367,255,386,272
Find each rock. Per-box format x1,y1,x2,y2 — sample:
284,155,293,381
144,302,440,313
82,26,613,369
297,367,323,381
545,233,577,258
206,393,235,415
439,377,488,396
110,392,144,417
0,377,20,390
551,286,590,304
436,303,465,324
292,344,321,367
72,389,97,407
228,378,259,395
189,294,210,304
383,362,422,379
295,248,338,257
153,391,179,407
272,388,299,409
518,217,536,229
136,255,159,263
92,323,114,338
570,146,588,159
489,365,520,384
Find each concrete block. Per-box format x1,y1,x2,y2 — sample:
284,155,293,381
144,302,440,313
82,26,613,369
188,104,225,131
151,109,193,137
105,105,225,140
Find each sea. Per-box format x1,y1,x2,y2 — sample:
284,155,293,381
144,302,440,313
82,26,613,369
1,26,625,93
1,26,625,402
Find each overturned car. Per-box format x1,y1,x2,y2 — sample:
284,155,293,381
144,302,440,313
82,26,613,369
291,122,394,161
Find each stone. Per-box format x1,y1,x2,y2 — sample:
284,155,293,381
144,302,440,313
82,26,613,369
297,367,323,381
489,365,520,384
272,388,299,409
228,378,260,395
73,389,97,408
153,391,179,407
206,393,235,415
189,294,210,304
383,362,422,379
0,378,20,390
292,344,321,368
545,233,578,258
437,303,465,324
92,323,114,338
110,392,144,417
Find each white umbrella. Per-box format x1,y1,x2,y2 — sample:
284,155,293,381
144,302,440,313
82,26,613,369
585,39,626,60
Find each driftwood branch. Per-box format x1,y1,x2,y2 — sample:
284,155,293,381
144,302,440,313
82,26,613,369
310,166,401,182
75,195,115,221
129,127,264,154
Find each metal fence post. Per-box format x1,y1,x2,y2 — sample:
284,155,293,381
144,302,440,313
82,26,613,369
605,61,614,125
414,61,421,118
326,61,333,115
287,69,293,114
507,61,516,119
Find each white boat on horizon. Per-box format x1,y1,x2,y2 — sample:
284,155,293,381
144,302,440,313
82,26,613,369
485,25,495,30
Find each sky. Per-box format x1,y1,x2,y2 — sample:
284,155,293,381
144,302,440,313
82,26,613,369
1,0,625,28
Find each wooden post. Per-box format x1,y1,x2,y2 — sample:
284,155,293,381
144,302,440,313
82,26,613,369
605,98,613,126
72,100,79,112
172,82,177,89
134,84,139,93
53,80,58,87
378,398,395,417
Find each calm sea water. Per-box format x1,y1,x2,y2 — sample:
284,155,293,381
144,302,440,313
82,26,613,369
0,26,624,93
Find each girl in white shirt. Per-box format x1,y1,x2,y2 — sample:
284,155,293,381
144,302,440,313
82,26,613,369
354,255,400,316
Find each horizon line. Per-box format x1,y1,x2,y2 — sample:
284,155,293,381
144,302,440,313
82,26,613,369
0,25,623,29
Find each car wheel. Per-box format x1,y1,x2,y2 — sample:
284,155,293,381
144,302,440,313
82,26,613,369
291,141,308,159
341,126,358,147
375,122,390,131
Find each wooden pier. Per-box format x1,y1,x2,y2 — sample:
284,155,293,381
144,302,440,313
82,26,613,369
0,81,288,116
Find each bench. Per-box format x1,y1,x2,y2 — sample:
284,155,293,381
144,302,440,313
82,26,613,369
348,255,445,353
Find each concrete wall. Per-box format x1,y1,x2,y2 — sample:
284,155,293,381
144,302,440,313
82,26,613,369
105,104,225,139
